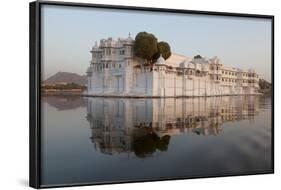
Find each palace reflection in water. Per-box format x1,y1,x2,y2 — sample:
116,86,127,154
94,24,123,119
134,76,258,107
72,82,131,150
86,96,262,157
41,95,272,186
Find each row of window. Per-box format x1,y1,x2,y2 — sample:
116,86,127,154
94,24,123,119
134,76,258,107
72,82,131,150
93,47,131,58
157,68,200,76
222,70,237,76
221,78,236,82
92,50,125,58
158,68,257,79
222,70,257,77
220,78,257,83
92,53,102,58
93,61,130,71
210,66,220,70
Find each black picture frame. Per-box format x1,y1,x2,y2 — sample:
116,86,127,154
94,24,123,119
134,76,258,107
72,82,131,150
29,0,274,188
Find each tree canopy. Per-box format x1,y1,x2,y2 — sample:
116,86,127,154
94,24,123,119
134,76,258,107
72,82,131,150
134,32,171,63
194,55,202,59
134,32,158,62
157,41,171,60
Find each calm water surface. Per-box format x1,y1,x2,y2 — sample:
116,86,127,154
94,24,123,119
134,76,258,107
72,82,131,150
41,95,272,186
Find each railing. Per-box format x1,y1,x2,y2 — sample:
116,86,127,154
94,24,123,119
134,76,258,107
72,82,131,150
242,83,249,87
101,55,130,61
209,70,222,75
187,74,194,79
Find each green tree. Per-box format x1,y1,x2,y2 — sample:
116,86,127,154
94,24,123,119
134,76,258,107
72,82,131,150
194,55,202,59
134,32,158,62
157,41,171,60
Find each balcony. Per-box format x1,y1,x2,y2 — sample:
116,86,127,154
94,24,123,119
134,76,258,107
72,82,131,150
187,74,194,79
101,55,125,61
242,83,248,87
210,70,222,75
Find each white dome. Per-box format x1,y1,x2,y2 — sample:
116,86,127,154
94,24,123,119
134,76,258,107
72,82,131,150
156,55,166,64
125,37,134,44
86,66,93,76
210,56,221,64
179,62,187,68
192,57,209,64
124,33,134,44
179,60,191,68
248,69,256,73
187,62,195,69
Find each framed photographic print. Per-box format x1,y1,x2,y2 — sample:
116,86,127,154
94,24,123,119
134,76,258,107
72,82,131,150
29,0,274,188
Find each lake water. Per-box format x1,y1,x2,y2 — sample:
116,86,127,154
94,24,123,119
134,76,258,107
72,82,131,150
41,95,272,187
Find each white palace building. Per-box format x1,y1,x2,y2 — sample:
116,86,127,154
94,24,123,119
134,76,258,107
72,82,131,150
86,35,260,97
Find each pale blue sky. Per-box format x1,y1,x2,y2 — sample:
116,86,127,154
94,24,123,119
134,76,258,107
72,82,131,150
41,5,272,81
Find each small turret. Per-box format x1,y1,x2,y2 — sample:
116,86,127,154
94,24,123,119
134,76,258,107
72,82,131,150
90,41,102,64
123,33,134,58
156,54,165,65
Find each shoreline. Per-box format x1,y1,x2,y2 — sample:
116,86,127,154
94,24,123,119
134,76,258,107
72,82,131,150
42,91,267,99
81,93,263,99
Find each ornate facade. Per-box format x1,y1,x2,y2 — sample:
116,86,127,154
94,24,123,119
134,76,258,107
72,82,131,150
86,35,260,97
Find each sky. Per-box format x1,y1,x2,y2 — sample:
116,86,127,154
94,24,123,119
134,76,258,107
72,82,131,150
41,5,272,81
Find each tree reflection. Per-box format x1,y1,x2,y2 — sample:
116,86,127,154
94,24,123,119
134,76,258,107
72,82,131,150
133,133,170,158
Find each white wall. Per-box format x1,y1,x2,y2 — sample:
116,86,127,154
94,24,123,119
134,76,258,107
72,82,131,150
0,0,279,190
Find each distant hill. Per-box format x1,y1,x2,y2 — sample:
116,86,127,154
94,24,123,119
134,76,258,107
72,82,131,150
44,72,87,86
259,79,272,94
259,79,271,90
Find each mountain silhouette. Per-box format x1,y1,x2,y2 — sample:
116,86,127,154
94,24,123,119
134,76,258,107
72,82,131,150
44,72,87,85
